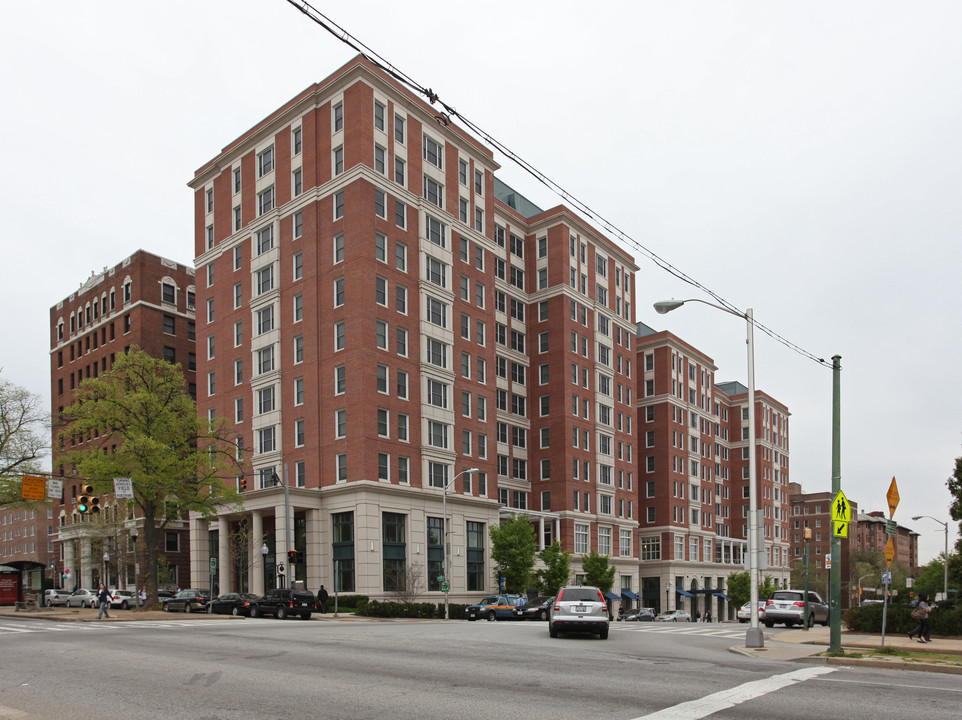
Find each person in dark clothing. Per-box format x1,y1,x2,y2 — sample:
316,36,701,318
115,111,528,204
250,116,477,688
317,585,329,613
96,583,111,620
908,593,932,643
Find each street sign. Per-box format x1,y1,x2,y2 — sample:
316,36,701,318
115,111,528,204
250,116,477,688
440,581,449,592
209,558,217,573
825,557,832,569
46,478,63,500
833,521,849,538
831,490,852,524
882,572,892,585
885,519,897,536
886,477,899,518
884,536,896,566
20,475,46,501
113,477,134,499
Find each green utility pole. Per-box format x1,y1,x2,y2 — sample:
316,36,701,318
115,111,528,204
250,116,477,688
830,355,842,653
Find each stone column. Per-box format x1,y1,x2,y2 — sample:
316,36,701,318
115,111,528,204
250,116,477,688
251,510,264,596
218,517,231,595
538,516,546,550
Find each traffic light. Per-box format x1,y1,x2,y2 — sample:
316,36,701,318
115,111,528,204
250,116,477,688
288,550,297,564
78,484,93,513
90,496,101,514
239,475,247,492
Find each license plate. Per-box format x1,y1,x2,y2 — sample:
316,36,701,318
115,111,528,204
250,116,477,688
574,605,586,613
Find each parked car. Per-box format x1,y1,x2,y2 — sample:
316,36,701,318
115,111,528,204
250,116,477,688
163,589,211,613
860,599,884,607
464,594,523,621
514,596,554,621
207,592,260,616
620,608,656,622
654,609,692,622
43,589,72,607
764,590,829,628
107,590,136,609
736,601,767,623
548,585,609,639
248,588,315,620
65,588,99,608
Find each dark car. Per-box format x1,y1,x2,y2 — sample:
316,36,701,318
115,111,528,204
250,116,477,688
163,589,211,613
620,608,656,622
514,596,554,621
248,588,315,620
207,592,259,616
464,594,523,621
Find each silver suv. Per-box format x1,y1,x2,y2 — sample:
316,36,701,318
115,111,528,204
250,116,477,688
764,589,829,628
548,585,609,639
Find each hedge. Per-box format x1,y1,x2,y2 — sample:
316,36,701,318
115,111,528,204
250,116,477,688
844,603,962,636
354,599,471,619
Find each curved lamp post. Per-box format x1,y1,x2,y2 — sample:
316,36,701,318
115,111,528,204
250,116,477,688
443,467,479,620
912,515,949,602
654,298,763,648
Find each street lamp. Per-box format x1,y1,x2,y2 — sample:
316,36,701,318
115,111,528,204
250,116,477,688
443,467,479,620
103,552,110,588
665,581,671,613
261,542,269,592
655,298,764,648
912,515,949,602
857,572,877,604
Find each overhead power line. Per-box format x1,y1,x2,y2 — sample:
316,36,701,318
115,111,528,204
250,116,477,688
283,0,831,369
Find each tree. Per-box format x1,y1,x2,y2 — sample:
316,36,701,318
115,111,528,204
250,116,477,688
489,514,536,594
535,541,571,596
62,348,242,607
582,550,616,594
0,372,48,508
725,571,779,608
949,452,962,557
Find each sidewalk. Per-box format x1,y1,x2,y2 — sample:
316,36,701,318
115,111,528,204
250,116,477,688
729,625,962,674
0,604,360,622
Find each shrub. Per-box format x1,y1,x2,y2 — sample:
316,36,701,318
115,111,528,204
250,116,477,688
844,603,962,636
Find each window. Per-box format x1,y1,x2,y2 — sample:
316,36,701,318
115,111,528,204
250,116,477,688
161,282,175,304
335,365,345,394
334,277,344,306
423,133,443,168
293,168,303,196
292,126,302,155
294,210,303,238
376,320,388,349
257,186,275,215
374,101,385,130
256,266,274,296
335,408,346,437
374,145,386,174
333,146,344,175
257,146,274,177
334,191,344,219
233,166,242,194
423,176,443,208
394,157,405,186
574,524,588,554
333,102,343,132
293,293,303,322
375,188,386,218
376,276,388,306
474,168,483,195
294,335,303,364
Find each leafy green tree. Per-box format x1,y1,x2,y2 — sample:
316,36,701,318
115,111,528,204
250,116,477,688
62,348,242,607
489,514,536,594
726,571,779,608
582,549,616,594
535,541,571,596
0,372,48,509
949,453,962,558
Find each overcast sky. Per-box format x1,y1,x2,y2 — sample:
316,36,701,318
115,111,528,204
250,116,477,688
2,1,959,565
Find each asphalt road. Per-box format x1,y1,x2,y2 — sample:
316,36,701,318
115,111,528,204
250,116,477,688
1,618,959,719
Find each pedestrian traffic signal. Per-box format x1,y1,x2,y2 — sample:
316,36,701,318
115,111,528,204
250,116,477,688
78,484,93,513
288,550,297,564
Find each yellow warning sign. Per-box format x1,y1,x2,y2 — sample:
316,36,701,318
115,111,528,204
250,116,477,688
831,490,852,524
833,521,849,538
884,536,896,566
20,475,46,501
886,477,899,518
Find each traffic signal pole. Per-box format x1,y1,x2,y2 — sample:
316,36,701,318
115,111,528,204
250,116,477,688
830,356,842,653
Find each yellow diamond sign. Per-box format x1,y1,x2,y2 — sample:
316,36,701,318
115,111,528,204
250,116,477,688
831,490,852,524
887,476,899,518
884,536,896,566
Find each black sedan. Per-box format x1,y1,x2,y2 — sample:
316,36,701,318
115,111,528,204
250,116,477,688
620,608,656,622
207,592,259,616
163,589,210,613
514,596,554,621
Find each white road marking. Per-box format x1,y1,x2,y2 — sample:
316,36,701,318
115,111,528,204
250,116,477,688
633,666,837,719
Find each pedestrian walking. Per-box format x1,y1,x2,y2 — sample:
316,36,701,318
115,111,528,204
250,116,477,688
705,610,712,623
96,583,111,619
908,593,932,643
138,586,147,606
317,585,329,613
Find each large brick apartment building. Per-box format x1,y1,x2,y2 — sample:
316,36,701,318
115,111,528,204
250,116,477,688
44,250,196,591
635,324,791,615
181,55,795,617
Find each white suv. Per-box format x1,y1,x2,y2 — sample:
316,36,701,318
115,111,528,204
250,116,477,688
764,590,829,628
548,585,609,639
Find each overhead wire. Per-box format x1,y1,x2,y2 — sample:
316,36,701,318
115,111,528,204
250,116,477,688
283,0,831,368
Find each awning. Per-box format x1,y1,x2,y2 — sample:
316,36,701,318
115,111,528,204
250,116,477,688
713,592,729,600
621,590,640,600
676,589,694,598
605,592,622,601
